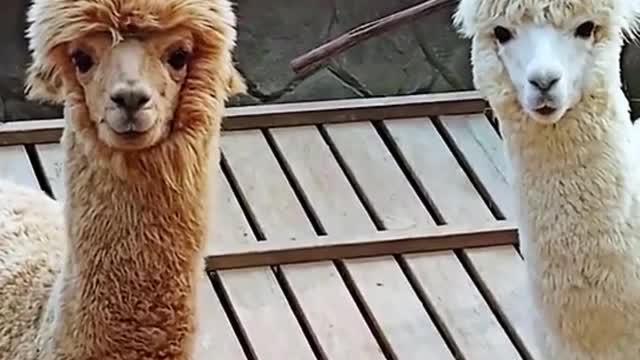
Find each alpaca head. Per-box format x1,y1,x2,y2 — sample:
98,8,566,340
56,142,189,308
454,0,640,125
62,29,193,150
24,0,246,152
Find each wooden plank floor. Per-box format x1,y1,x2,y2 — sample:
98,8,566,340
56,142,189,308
0,109,541,359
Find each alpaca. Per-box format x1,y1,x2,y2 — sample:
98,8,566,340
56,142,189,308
0,0,245,358
453,0,640,359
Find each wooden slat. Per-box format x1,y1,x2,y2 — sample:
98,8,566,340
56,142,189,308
35,143,65,200
440,114,545,358
405,252,523,359
210,166,316,359
383,117,495,226
221,130,386,359
344,257,455,359
205,167,256,256
0,91,486,146
270,125,454,359
324,121,432,230
326,119,520,358
0,145,39,189
438,114,513,218
194,273,247,360
268,126,373,235
464,246,544,360
215,268,316,359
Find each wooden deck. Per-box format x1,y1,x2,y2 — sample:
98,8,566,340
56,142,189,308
0,91,542,359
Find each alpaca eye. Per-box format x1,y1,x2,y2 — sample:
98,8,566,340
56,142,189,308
575,21,595,38
167,49,190,70
493,26,513,44
71,50,94,74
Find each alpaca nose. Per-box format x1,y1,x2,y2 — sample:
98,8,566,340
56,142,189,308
110,88,151,112
528,74,561,92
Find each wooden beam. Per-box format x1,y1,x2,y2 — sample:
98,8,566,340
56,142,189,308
0,90,486,146
205,220,517,270
0,119,63,146
225,90,486,129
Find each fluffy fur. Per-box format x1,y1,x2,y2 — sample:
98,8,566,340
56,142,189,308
0,180,63,359
454,0,640,358
0,0,245,359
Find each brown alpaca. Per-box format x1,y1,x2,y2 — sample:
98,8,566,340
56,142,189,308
0,0,245,359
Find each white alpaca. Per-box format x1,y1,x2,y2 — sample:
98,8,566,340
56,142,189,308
454,0,640,358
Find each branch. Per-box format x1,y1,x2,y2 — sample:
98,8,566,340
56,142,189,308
290,0,454,75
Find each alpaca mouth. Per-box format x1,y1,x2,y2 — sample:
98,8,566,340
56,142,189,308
99,120,162,150
103,115,158,138
116,130,149,140
111,125,151,137
535,106,557,116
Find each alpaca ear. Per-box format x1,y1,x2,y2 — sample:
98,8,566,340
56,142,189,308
451,0,476,39
225,65,247,97
24,61,66,105
622,3,640,43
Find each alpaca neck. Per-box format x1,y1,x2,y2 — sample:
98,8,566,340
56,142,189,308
54,128,211,358
499,87,639,255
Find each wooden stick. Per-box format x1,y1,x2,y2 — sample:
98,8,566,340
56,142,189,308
290,0,454,75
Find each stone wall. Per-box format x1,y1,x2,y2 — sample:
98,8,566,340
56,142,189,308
1,0,639,121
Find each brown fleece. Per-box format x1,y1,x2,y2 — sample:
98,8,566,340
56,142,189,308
0,0,246,359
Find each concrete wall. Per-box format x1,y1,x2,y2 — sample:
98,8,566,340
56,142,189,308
1,0,639,121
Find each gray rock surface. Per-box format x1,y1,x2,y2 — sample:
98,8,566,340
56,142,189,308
0,0,638,121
